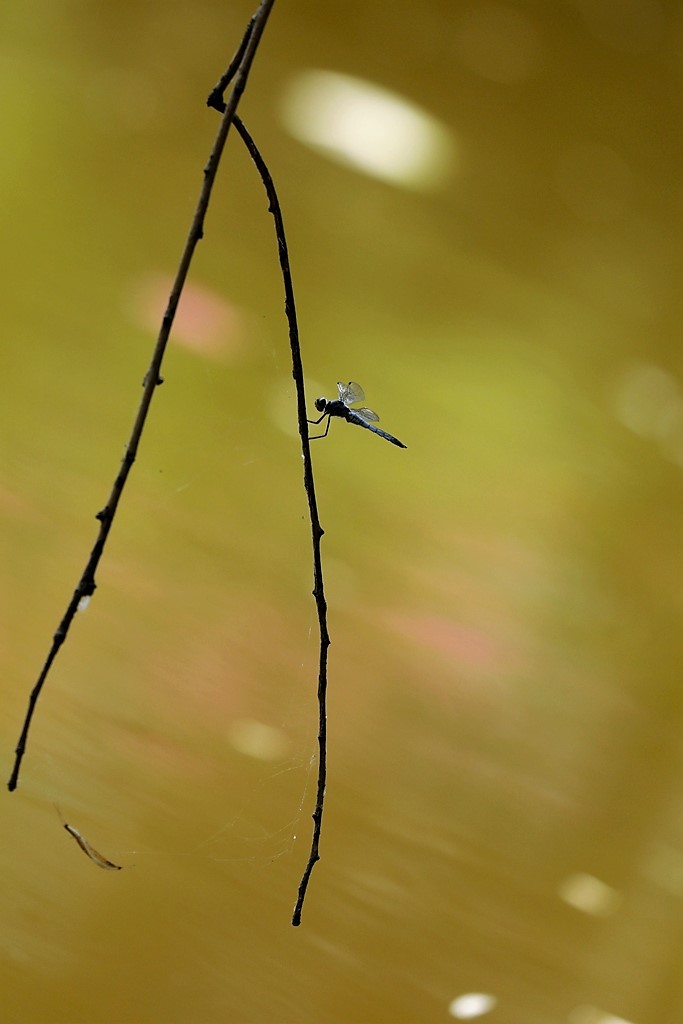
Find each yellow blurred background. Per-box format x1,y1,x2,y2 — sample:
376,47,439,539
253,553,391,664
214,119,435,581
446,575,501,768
2,2,682,1022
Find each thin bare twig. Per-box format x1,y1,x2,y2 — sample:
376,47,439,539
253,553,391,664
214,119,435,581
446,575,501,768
207,15,256,112
7,0,277,792
230,115,330,927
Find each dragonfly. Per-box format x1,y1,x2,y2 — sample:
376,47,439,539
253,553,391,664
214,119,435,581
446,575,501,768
308,381,407,448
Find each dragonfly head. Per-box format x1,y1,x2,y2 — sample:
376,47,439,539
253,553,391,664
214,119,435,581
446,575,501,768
314,397,327,412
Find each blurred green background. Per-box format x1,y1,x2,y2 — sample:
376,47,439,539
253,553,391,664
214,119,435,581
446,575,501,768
2,2,683,1022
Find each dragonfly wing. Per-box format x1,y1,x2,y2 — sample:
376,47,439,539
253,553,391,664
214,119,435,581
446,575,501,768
338,381,365,405
356,406,380,423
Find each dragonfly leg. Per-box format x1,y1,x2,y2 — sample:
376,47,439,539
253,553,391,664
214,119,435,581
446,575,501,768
308,415,331,440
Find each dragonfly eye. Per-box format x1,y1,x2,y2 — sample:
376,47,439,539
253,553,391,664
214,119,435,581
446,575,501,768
314,397,326,412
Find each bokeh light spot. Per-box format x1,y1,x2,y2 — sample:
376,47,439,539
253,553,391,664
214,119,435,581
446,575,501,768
613,363,683,440
227,718,289,761
448,992,498,1019
569,1006,637,1024
280,70,456,190
558,872,622,916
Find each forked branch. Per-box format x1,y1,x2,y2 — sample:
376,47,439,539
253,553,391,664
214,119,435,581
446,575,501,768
7,0,277,792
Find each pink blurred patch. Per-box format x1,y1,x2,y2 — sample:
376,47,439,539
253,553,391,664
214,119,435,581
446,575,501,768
113,726,219,781
387,611,525,677
128,273,246,358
